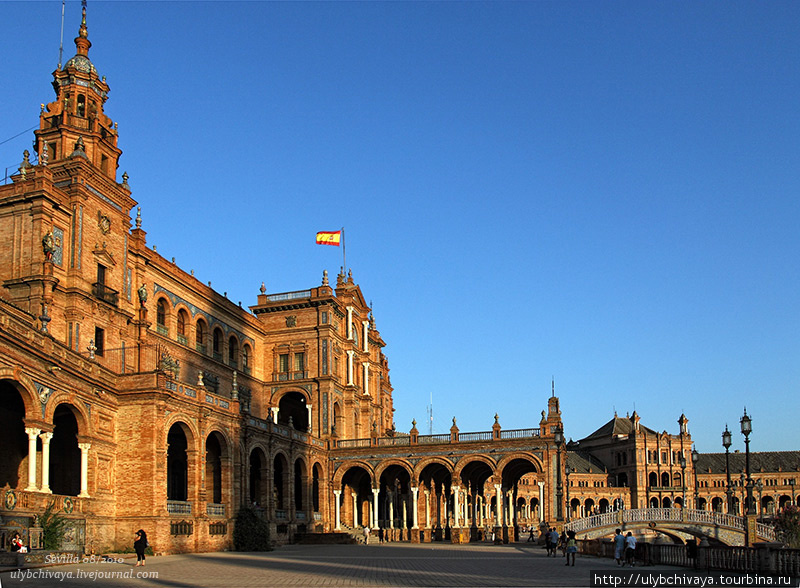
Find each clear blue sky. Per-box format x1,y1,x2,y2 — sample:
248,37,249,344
2,1,798,453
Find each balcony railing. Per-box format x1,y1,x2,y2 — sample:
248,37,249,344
206,503,226,517
167,500,192,515
92,282,118,306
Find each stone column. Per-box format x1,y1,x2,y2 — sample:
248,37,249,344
352,492,359,526
346,351,355,385
453,486,461,528
362,362,370,396
494,484,503,527
402,496,408,529
271,406,279,424
78,442,91,497
424,490,431,528
306,405,313,434
411,487,420,529
537,481,545,522
25,427,41,491
333,490,342,530
373,488,380,529
39,432,53,493
388,491,395,528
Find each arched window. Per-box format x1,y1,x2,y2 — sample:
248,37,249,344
242,344,251,374
177,309,188,343
212,328,223,361
156,299,168,335
228,336,238,368
196,320,207,353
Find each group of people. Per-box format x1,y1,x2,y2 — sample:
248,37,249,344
542,527,578,565
8,532,27,553
613,529,637,567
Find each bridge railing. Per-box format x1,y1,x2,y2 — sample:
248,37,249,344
566,508,751,533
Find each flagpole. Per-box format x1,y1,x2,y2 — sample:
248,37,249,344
341,227,346,274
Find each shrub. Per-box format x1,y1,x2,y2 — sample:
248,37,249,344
40,501,69,550
774,505,800,548
233,507,271,551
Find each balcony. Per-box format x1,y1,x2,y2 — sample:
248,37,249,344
167,500,192,515
206,503,226,517
92,282,118,306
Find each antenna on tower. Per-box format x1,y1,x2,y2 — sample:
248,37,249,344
427,391,434,435
57,0,66,69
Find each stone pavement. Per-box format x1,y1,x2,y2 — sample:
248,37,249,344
0,542,682,587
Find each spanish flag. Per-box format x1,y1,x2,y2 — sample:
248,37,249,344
316,231,341,246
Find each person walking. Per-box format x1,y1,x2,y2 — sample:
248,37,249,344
613,529,625,566
362,525,371,545
624,532,637,567
564,530,577,566
134,529,148,566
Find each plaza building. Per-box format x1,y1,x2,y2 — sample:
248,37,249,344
1,9,798,554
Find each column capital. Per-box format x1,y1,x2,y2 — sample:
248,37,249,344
333,489,341,496
25,427,42,438
78,442,92,452
537,481,545,488
39,431,54,443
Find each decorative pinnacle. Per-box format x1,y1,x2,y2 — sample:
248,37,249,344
322,270,329,286
135,206,141,229
260,282,266,295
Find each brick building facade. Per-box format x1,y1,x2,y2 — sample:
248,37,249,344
1,8,798,554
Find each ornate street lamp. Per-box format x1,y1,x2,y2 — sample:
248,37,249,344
565,464,572,521
722,425,733,513
740,409,755,515
554,426,564,522
789,478,796,509
679,454,687,508
691,446,699,510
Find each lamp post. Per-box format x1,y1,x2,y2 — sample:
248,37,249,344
554,426,564,522
691,446,699,510
756,479,763,521
722,426,734,514
565,464,572,522
679,454,687,509
740,409,755,516
789,479,796,510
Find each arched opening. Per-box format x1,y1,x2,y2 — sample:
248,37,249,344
273,454,288,512
584,498,595,516
50,404,81,496
599,498,610,513
458,459,494,538
418,462,453,540
674,497,684,508
569,498,580,519
649,472,658,487
696,497,707,510
650,497,659,508
212,328,223,361
205,432,224,504
378,464,413,537
711,497,724,512
762,496,775,516
242,344,252,374
249,448,266,507
341,466,373,529
672,473,682,488
731,496,741,515
177,309,188,343
228,336,238,368
167,423,189,501
662,497,672,508
0,381,27,488
779,495,792,511
278,392,308,431
332,401,343,437
195,319,207,353
312,464,322,513
617,472,629,487
661,472,670,487
294,458,307,512
156,299,168,333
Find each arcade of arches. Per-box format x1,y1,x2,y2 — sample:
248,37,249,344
1,6,799,556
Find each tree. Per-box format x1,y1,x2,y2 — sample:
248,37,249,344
773,505,800,548
233,507,272,551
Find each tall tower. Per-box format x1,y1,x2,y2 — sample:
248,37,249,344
0,4,138,354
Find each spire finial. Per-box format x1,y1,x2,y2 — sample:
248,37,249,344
551,377,555,397
322,270,329,286
135,206,142,229
75,0,91,56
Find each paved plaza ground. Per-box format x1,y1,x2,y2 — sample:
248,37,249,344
0,542,695,588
